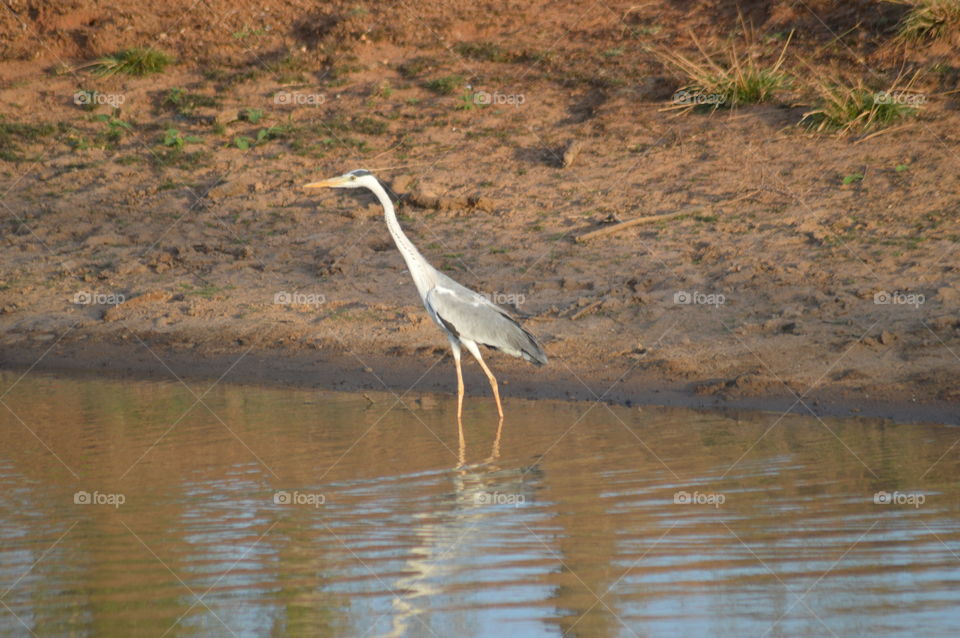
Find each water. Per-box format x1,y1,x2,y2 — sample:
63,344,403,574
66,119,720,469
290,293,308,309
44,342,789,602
0,371,958,637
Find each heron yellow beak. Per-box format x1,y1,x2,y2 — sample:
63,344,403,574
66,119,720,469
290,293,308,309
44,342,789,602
303,176,346,189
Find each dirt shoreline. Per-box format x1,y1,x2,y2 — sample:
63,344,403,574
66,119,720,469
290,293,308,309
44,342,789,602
1,1,958,426
2,338,956,426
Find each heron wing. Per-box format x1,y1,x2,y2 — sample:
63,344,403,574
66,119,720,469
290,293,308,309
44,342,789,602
425,280,547,366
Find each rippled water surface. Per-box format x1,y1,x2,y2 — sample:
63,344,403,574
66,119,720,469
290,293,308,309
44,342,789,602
1,371,958,637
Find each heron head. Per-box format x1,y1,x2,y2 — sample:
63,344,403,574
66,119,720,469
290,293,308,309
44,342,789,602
304,169,376,190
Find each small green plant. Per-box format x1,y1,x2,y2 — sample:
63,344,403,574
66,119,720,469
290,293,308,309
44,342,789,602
895,163,910,172
373,81,394,99
93,113,132,146
256,125,290,142
162,128,202,149
240,108,264,124
87,48,172,77
801,77,922,134
457,92,479,110
233,135,255,150
68,135,93,151
842,172,865,184
896,0,960,41
232,124,292,150
659,30,793,111
424,74,465,95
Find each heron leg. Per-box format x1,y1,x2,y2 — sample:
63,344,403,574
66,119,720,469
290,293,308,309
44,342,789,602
450,338,464,425
464,341,503,420
449,339,466,466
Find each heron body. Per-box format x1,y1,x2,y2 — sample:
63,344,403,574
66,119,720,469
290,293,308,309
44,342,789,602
305,169,546,423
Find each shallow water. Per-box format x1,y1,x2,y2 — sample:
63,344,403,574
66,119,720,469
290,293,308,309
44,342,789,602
0,370,958,637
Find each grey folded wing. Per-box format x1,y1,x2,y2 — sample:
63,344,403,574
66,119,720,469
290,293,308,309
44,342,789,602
425,283,547,366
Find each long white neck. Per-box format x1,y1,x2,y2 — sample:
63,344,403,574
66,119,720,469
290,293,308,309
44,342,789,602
366,178,436,297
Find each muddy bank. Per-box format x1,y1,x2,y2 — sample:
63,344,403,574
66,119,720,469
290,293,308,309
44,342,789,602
1,337,956,426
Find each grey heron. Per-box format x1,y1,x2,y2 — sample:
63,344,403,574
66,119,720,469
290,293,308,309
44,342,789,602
304,169,547,424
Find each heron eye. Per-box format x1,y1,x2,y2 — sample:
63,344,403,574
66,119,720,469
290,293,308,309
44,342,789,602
350,175,356,181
